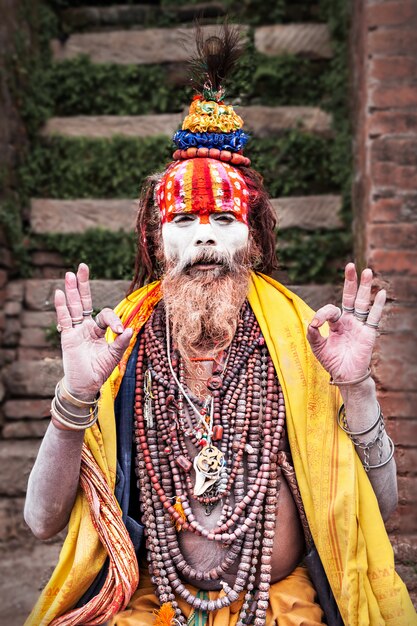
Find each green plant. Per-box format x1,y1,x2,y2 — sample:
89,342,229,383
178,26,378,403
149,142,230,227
19,132,337,201
278,228,352,283
0,197,31,277
33,229,136,280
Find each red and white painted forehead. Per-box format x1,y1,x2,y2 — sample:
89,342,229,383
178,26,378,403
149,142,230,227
156,158,249,224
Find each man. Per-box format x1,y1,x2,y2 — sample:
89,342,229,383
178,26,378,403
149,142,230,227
24,31,415,626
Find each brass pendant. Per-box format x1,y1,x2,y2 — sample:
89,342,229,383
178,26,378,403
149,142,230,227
193,445,224,497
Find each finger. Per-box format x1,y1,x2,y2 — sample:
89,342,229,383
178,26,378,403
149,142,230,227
354,268,373,314
366,289,386,327
306,324,327,352
310,304,342,329
93,308,125,335
65,272,83,321
77,263,93,315
54,289,73,333
342,263,357,311
107,328,134,363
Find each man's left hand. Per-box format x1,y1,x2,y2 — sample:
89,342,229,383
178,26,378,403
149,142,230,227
306,262,386,382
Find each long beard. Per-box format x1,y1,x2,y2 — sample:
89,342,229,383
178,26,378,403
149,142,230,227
161,245,257,364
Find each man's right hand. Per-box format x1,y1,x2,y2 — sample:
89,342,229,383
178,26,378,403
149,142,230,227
54,263,133,401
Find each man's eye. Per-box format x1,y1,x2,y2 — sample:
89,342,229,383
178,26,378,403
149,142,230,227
173,215,195,224
213,214,235,223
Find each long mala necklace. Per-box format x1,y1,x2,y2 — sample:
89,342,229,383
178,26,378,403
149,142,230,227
134,301,286,625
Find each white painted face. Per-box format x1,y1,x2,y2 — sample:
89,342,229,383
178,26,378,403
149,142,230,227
162,212,249,273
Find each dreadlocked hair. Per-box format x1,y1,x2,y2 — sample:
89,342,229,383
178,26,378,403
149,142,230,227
129,166,278,293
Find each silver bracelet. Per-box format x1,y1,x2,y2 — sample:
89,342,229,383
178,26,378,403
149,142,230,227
57,379,99,409
330,367,371,387
54,393,95,422
366,436,395,471
50,397,98,430
337,402,382,437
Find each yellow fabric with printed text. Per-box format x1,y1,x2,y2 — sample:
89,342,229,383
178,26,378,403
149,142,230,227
25,274,416,626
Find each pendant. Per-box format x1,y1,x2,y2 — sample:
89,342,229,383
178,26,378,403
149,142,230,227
193,445,224,497
144,369,154,429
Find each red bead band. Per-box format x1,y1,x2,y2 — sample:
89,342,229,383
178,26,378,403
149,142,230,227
173,147,251,167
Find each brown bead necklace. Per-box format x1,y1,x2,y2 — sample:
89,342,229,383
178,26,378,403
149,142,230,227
134,301,286,625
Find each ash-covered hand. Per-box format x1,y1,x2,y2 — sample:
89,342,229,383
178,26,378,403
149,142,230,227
55,263,133,401
306,263,386,382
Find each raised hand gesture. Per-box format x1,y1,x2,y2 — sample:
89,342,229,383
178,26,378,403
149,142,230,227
54,263,133,401
307,263,386,383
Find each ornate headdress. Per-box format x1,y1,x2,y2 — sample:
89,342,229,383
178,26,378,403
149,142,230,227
156,25,252,224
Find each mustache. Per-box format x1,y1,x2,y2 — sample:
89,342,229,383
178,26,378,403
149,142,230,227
167,247,237,276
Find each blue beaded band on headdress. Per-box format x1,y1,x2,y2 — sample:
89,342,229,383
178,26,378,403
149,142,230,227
173,129,250,152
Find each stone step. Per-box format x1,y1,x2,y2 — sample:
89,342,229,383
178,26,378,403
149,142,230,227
60,3,227,32
17,280,339,318
30,195,342,235
0,541,63,626
51,23,332,65
255,23,332,59
23,278,131,312
41,106,333,139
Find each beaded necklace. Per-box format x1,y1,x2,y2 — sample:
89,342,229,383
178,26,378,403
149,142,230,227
134,301,286,625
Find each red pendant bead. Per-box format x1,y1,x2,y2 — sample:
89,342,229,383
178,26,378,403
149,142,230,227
212,425,224,441
176,455,192,472
198,439,208,447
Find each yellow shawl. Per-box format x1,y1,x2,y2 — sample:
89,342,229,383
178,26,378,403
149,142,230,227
25,273,415,626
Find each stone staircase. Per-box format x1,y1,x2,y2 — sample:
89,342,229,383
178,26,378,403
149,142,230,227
0,4,346,624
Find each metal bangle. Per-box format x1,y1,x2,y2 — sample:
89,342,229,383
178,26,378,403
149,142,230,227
366,436,395,470
51,398,98,430
330,367,371,386
57,379,99,408
337,402,382,437
53,396,98,425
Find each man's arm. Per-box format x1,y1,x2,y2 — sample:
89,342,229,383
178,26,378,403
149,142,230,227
24,424,84,539
307,263,398,522
24,264,132,540
340,378,397,521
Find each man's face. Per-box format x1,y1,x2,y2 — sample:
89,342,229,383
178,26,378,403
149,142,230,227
161,211,249,275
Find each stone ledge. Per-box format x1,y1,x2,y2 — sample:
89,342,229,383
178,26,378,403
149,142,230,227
272,195,342,231
24,278,131,311
3,420,49,439
51,24,249,65
30,195,342,235
0,440,42,495
51,23,331,65
255,23,332,59
2,358,63,397
41,107,333,139
0,541,63,626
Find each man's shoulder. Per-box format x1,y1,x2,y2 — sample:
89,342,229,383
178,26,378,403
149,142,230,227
249,272,315,321
114,281,161,324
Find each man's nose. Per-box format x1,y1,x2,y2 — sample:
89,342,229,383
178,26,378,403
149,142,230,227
194,223,217,246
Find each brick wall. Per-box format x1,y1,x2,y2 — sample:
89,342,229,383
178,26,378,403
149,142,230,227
352,0,417,551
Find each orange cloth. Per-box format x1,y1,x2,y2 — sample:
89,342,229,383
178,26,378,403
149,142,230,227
110,564,324,626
